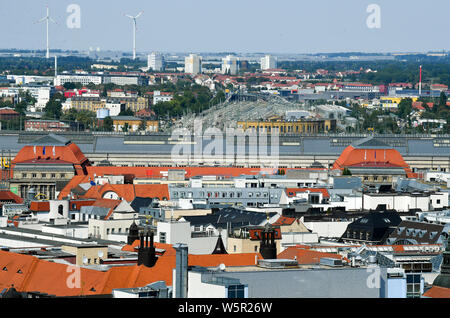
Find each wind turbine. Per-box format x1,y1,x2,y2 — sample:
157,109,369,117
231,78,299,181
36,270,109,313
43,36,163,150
35,5,57,59
124,11,144,60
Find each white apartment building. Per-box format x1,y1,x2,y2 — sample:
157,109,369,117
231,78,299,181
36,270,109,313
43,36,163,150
260,54,277,70
148,52,164,71
54,74,102,86
222,55,239,75
185,54,202,75
153,91,173,104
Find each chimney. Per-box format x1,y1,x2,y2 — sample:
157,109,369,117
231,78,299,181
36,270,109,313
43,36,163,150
137,230,157,267
173,243,188,298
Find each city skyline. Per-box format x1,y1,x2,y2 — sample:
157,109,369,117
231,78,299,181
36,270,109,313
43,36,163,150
1,0,449,55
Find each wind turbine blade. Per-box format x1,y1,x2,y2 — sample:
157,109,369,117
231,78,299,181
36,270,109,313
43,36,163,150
125,14,134,19
49,17,57,24
35,17,47,24
135,11,144,19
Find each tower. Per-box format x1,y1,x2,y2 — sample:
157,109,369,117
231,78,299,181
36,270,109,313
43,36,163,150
127,220,139,245
259,220,277,259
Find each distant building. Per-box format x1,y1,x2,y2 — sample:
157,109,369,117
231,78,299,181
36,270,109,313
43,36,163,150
185,54,202,75
221,55,239,75
260,55,277,70
0,108,19,121
148,52,164,72
25,120,70,132
237,118,336,134
111,116,158,133
54,75,102,86
152,91,173,105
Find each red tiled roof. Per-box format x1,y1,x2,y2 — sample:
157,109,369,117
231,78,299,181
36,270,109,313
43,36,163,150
422,286,450,298
286,188,330,199
29,201,50,212
0,249,261,297
272,216,297,226
0,190,23,204
278,247,347,265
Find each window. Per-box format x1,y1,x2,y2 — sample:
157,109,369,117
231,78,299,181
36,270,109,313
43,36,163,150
406,274,421,298
32,173,37,178
227,285,245,298
160,232,166,244
61,174,66,178
41,173,46,178
22,173,27,178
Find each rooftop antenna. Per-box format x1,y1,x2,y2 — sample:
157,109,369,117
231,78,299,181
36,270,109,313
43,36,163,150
54,55,57,77
419,65,422,96
124,11,144,60
35,4,57,59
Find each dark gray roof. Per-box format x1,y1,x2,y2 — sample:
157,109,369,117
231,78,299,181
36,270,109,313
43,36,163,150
27,134,70,146
182,208,276,230
333,177,362,190
385,220,445,245
352,136,391,149
1,132,450,158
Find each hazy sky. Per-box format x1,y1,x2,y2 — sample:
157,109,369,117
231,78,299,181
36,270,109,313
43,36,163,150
1,0,449,54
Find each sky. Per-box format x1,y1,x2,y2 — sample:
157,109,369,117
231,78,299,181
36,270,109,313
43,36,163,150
0,0,449,54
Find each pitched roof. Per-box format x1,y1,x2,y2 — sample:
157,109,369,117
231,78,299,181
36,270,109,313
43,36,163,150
277,247,347,265
0,249,261,297
0,190,23,204
286,188,330,199
81,184,169,202
422,286,450,298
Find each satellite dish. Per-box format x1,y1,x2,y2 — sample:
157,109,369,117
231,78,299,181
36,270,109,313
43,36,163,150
98,251,104,258
219,263,226,271
82,256,88,264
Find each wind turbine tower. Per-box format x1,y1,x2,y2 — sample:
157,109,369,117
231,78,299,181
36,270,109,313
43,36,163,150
124,11,144,60
35,5,57,59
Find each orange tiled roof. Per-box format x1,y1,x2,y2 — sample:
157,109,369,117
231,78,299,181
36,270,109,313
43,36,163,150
422,286,450,298
80,184,169,202
29,201,50,212
12,143,89,166
286,188,330,199
278,247,347,265
332,145,414,177
0,250,262,297
272,216,297,226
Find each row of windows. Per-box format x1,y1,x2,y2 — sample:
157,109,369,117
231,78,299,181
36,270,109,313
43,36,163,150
172,191,276,199
21,173,66,179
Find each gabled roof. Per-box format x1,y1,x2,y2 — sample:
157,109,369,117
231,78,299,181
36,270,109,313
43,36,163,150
351,136,391,149
278,247,347,265
422,286,450,298
27,134,70,146
0,190,23,204
0,249,262,297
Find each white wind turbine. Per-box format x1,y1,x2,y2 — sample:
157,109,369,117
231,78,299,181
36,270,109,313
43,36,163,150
35,5,57,59
124,11,144,60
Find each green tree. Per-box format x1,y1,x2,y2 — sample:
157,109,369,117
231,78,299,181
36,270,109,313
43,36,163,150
139,119,147,131
439,92,447,107
343,168,352,176
397,98,413,120
119,108,135,116
103,116,114,132
44,93,64,119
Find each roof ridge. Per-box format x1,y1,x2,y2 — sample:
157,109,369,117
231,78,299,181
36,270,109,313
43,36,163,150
18,256,40,292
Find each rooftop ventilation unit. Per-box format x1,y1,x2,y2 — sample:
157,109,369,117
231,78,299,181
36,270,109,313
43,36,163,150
319,257,344,267
257,259,298,269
